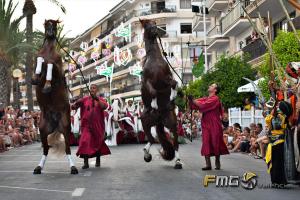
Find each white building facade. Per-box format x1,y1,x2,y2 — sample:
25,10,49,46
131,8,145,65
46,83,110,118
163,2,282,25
67,0,203,101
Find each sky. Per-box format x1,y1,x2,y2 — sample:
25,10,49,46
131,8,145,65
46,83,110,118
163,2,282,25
12,0,122,38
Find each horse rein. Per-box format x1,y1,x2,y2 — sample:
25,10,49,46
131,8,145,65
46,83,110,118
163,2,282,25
55,38,96,103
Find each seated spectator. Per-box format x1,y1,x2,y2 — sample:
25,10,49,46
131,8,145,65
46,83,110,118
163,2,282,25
232,127,251,153
254,123,269,159
222,112,229,130
243,98,254,111
249,130,259,156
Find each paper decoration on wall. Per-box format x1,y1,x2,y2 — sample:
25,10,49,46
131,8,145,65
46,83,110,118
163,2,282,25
92,38,101,47
104,35,113,49
68,62,77,73
114,47,133,66
102,49,112,57
80,42,88,52
78,52,87,66
115,23,131,42
136,48,146,60
129,62,143,82
91,51,100,62
95,61,114,82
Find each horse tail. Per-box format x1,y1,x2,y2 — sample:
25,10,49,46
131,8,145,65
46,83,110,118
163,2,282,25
156,123,175,161
47,131,65,157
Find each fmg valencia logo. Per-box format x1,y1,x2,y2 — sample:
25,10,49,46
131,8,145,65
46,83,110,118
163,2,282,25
203,172,258,190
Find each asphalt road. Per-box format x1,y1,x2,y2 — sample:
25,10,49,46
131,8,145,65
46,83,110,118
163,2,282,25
0,139,299,200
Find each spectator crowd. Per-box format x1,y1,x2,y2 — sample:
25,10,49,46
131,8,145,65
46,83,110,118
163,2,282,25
0,107,40,152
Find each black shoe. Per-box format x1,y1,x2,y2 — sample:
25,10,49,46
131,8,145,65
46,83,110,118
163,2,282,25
82,158,89,169
202,166,212,171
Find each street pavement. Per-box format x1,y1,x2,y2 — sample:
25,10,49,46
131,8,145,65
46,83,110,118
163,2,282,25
0,139,299,200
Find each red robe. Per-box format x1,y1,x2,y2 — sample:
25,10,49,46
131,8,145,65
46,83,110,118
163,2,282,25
72,96,111,158
191,95,229,156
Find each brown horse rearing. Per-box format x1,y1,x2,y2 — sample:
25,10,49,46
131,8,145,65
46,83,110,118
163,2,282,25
140,19,182,169
32,20,78,174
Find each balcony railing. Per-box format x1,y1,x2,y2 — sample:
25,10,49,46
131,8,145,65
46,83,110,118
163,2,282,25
136,5,176,16
111,83,141,95
96,5,176,41
242,38,267,61
221,1,244,33
208,25,222,37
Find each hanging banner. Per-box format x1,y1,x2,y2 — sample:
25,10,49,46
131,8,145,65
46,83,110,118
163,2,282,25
80,42,88,52
136,48,146,60
102,48,112,57
95,61,114,82
114,47,133,66
91,50,100,62
115,22,131,42
77,52,87,66
129,62,143,82
68,62,76,73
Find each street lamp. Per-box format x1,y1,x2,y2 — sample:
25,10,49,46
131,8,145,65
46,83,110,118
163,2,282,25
12,69,22,109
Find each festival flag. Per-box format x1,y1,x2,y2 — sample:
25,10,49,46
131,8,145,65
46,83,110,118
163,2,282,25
192,49,205,78
95,61,114,82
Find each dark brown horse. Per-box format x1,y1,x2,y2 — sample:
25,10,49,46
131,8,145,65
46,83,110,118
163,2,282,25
32,20,78,174
140,19,182,169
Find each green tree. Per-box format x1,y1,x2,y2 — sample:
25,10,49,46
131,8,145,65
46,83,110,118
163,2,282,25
258,30,300,100
0,0,25,107
186,55,256,109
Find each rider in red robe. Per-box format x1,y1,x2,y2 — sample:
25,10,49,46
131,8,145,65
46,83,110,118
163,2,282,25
71,84,111,169
189,83,229,170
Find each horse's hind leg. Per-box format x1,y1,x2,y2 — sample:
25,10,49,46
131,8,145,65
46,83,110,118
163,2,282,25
59,115,78,175
166,111,182,169
33,130,49,174
141,109,156,162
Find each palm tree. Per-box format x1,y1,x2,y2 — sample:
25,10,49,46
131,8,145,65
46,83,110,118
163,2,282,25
0,0,25,107
23,0,66,111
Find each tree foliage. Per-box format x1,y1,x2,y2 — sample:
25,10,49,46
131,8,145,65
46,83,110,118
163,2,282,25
258,30,300,99
186,55,256,108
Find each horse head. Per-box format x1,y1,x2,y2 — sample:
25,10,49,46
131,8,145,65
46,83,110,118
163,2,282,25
139,19,158,40
44,19,60,40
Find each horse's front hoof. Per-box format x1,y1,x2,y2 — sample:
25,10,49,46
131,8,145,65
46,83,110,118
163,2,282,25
33,166,42,174
144,153,152,163
42,86,52,94
71,166,78,174
174,160,183,169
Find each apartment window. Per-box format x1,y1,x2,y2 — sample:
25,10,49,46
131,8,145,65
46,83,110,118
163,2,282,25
180,0,191,9
180,23,192,34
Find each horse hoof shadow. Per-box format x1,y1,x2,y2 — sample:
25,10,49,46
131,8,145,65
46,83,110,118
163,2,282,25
144,154,152,163
33,166,42,174
71,166,79,175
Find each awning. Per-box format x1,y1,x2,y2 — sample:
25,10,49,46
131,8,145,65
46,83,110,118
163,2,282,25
237,78,264,93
